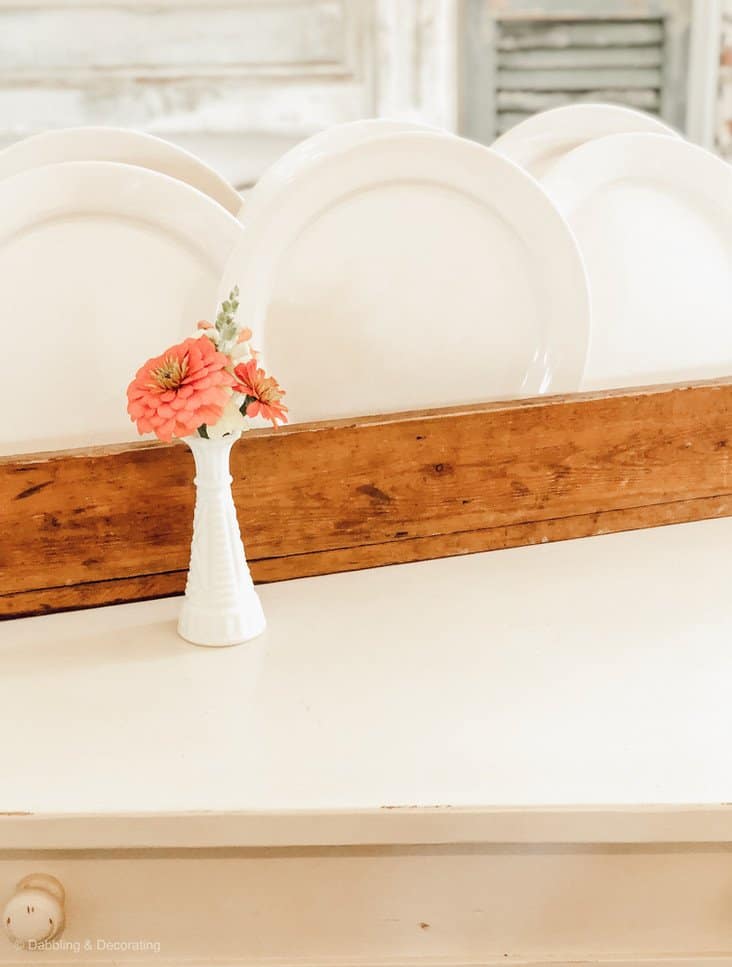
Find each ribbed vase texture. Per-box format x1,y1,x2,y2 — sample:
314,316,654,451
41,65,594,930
177,433,266,646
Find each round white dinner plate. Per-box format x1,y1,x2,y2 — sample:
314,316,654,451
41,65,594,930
540,133,732,389
493,103,680,179
219,132,590,423
0,127,242,216
242,119,441,225
0,161,244,455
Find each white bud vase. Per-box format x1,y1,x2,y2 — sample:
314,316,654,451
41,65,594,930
178,433,266,647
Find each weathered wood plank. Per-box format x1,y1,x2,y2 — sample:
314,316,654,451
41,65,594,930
497,45,663,69
497,67,662,90
497,20,664,51
2,380,732,618
4,494,730,620
0,572,187,619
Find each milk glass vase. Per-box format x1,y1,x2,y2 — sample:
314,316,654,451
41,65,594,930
178,432,265,647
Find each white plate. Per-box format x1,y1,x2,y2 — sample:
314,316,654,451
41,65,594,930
219,132,590,423
0,161,244,455
540,133,732,389
242,119,441,225
493,103,680,179
0,127,242,216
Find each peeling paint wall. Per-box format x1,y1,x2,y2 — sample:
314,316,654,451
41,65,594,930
0,0,459,190
0,0,729,177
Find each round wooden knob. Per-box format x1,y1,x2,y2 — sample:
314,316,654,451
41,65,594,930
3,874,65,948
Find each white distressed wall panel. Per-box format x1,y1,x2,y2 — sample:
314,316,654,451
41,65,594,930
0,0,462,188
0,0,382,188
0,0,725,187
0,79,370,135
0,3,346,70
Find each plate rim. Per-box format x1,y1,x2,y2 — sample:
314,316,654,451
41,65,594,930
0,126,242,217
540,131,732,214
241,118,443,226
493,103,681,172
0,158,243,266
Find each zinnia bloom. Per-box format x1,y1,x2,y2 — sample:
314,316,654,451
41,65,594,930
234,359,288,426
127,336,236,441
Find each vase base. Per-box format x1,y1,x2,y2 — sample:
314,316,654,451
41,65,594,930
177,595,266,647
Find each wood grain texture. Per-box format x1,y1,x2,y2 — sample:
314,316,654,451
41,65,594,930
2,379,732,619
3,494,731,620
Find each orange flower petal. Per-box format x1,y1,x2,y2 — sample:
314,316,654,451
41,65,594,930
127,335,236,441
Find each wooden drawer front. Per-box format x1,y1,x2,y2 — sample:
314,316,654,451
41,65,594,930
0,844,731,965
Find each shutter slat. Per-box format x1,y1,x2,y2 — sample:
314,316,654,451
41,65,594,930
497,66,662,91
497,45,663,70
497,20,664,50
495,107,662,133
496,88,661,112
494,15,664,136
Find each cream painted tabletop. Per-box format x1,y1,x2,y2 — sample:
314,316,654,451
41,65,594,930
1,518,731,849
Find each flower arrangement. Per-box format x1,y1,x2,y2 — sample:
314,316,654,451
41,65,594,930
126,288,287,442
125,289,285,647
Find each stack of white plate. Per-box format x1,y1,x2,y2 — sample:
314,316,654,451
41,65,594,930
0,129,245,455
221,107,732,423
3,107,731,451
493,104,732,393
220,104,732,420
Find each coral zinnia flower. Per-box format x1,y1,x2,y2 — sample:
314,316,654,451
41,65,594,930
127,336,236,442
234,359,288,426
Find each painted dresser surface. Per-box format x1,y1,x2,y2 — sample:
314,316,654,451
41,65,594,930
1,518,731,966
